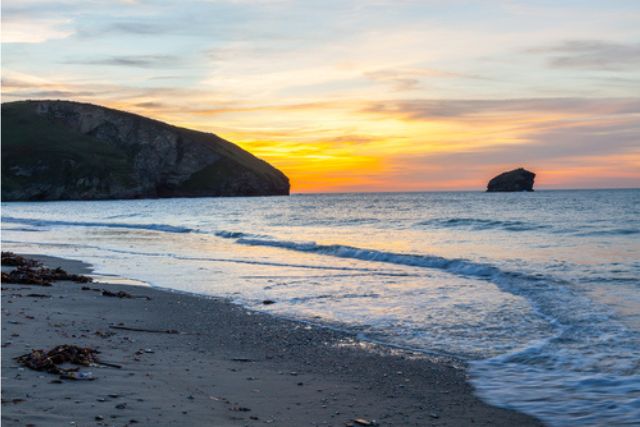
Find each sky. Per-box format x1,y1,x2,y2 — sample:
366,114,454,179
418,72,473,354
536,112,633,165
2,0,639,192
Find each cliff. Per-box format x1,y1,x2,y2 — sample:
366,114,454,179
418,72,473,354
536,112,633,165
1,100,289,201
487,168,535,192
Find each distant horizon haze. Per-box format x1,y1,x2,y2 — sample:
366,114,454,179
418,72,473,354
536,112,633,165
290,186,640,195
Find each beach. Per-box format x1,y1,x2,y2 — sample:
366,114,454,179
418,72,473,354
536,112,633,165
1,254,542,426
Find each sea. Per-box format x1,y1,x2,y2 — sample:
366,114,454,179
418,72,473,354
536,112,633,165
2,189,639,426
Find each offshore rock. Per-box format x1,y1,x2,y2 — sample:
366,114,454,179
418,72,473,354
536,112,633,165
487,168,535,192
1,100,289,201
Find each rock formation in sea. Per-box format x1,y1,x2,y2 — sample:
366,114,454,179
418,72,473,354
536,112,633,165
1,100,290,201
486,168,535,192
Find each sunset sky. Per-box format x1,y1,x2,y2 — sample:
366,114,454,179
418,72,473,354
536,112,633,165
2,0,639,192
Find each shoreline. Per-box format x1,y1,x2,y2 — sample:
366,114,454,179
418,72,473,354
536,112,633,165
2,253,544,426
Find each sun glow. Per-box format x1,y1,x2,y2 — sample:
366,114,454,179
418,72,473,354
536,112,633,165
140,101,638,192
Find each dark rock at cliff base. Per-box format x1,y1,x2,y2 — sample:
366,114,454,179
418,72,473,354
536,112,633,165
1,100,290,201
487,168,535,192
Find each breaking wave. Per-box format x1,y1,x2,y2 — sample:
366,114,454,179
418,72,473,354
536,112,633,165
2,216,194,234
415,217,547,232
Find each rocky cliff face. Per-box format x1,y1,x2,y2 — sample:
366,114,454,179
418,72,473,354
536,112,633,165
1,100,289,200
487,168,535,192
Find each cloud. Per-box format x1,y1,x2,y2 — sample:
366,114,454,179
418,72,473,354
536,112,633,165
363,97,640,120
1,17,73,43
1,76,106,101
5,90,99,98
63,55,181,68
419,119,639,165
527,40,640,70
77,22,174,37
363,68,488,92
356,96,640,189
383,102,640,189
0,71,191,107
364,70,422,91
387,121,640,189
133,101,169,109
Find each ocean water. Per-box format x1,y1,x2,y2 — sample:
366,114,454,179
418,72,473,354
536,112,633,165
2,189,639,426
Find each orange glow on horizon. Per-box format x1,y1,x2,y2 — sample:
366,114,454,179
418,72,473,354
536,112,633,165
4,89,637,193
105,98,640,193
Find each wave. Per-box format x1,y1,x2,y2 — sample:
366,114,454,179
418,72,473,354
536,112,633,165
415,217,547,232
571,228,640,237
220,237,639,427
1,239,406,274
232,236,538,284
415,217,639,237
1,216,271,241
2,216,194,234
0,226,41,232
226,236,603,337
213,230,255,239
271,216,382,227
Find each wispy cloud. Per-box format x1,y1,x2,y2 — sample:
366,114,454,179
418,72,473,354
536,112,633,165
363,98,640,120
1,17,73,43
77,22,175,37
527,40,640,70
63,55,182,68
388,117,640,190
363,68,488,92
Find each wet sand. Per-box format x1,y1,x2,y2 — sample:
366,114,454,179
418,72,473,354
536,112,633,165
1,254,544,426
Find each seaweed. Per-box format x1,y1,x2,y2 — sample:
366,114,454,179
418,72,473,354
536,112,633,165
1,252,41,267
1,263,92,286
16,345,99,380
15,344,121,380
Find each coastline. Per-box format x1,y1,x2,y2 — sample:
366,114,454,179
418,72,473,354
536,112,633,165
2,254,544,426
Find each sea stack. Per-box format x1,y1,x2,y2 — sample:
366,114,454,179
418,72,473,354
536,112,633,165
1,100,290,201
486,168,535,192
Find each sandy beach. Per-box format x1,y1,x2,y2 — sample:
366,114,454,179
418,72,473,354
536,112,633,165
1,254,543,426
